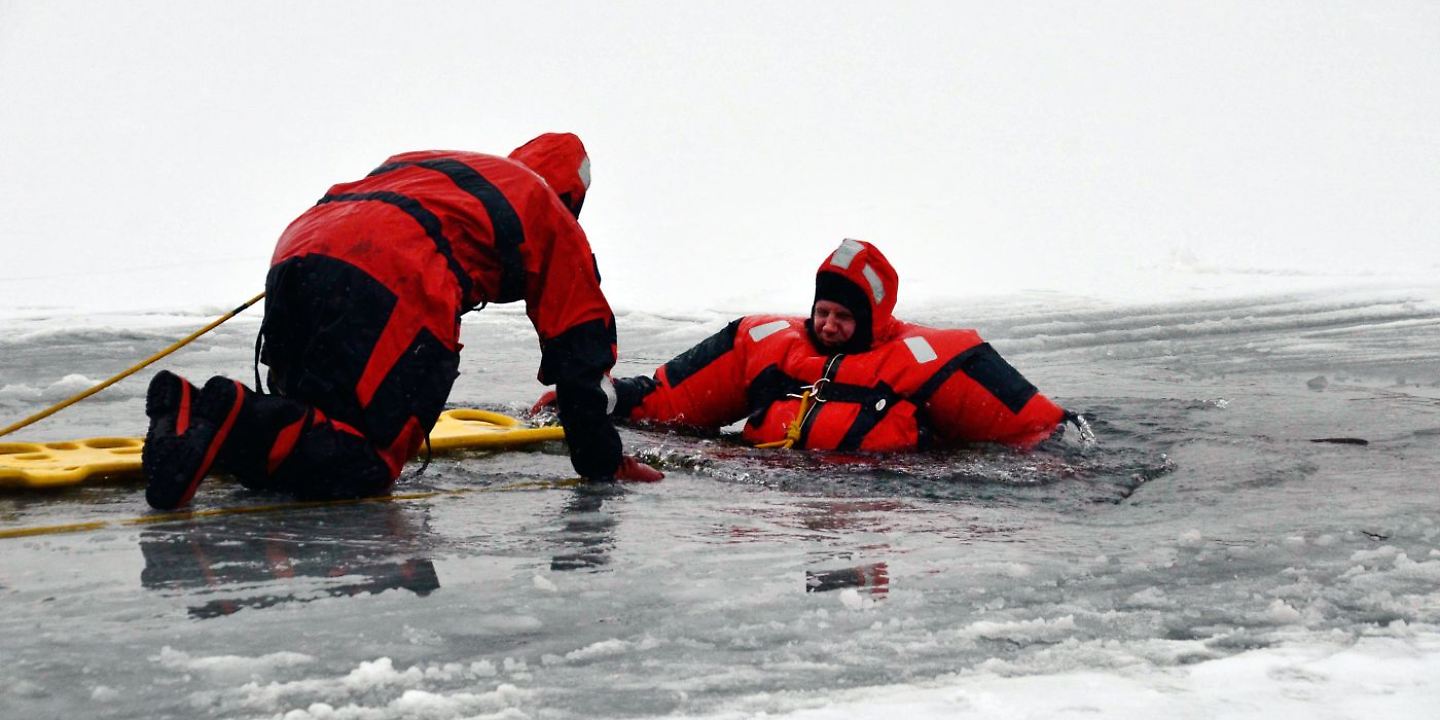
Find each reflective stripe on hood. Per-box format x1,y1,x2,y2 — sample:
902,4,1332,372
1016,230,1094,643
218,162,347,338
811,239,900,351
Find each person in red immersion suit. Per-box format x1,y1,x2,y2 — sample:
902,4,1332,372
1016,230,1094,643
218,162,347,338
545,239,1068,451
142,133,662,511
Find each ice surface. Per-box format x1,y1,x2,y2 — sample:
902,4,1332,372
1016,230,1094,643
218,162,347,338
2,284,1438,719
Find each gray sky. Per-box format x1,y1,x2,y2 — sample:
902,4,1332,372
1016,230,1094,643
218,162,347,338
2,1,1436,313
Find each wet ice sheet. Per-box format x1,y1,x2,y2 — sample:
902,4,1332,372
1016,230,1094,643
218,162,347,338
2,285,1439,719
7,469,1438,719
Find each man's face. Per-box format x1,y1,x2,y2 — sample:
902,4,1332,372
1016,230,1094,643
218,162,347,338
812,300,857,349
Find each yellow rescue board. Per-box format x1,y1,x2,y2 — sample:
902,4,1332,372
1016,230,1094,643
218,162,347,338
0,408,564,490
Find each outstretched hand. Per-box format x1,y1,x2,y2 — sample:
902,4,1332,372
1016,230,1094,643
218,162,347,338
530,390,558,416
533,389,658,481
615,455,664,482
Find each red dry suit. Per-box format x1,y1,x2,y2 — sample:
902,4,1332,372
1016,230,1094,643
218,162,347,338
218,134,622,498
611,240,1065,450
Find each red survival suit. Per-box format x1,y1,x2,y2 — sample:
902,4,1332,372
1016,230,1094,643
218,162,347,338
154,135,623,506
610,240,1066,451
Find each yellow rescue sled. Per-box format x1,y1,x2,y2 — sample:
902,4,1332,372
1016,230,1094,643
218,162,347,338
0,409,564,490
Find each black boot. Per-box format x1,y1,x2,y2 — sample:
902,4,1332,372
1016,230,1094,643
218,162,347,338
142,373,243,510
209,386,309,491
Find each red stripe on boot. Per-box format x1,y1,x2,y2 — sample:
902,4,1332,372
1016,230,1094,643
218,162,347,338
179,381,246,507
266,416,307,475
175,381,192,436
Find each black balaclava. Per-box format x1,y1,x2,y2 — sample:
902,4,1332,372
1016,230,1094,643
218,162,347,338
806,271,873,354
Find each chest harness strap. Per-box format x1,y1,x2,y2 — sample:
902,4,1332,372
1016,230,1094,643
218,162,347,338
755,355,842,450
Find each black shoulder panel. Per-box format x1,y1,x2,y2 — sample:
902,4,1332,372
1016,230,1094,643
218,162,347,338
316,191,473,301
911,343,1037,414
359,159,528,304
662,318,742,388
961,344,1037,414
411,159,527,303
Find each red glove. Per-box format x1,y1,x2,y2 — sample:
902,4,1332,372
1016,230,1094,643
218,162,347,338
530,390,558,416
615,455,664,482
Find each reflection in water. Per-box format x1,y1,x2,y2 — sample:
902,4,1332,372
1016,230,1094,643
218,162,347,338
806,562,889,597
715,497,896,599
549,483,623,572
138,501,439,619
793,499,905,534
798,501,892,599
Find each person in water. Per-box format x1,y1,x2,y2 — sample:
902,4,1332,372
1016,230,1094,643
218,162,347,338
538,239,1067,451
143,133,662,511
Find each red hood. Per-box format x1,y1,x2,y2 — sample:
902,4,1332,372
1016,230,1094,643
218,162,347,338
812,239,899,350
508,132,590,217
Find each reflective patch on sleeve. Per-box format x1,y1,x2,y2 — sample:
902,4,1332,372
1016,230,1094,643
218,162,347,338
862,264,886,304
748,320,790,342
578,156,591,190
904,336,938,364
600,374,617,415
829,238,864,270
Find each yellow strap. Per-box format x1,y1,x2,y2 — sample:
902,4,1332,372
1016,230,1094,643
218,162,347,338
0,291,267,438
755,387,813,450
757,356,841,451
